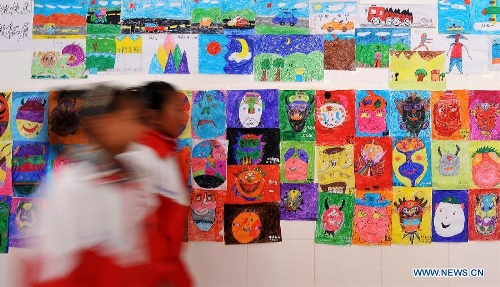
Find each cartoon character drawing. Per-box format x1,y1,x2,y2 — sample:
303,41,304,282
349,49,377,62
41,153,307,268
355,141,385,177
192,91,225,139
354,193,390,243
394,196,428,244
413,32,433,51
49,94,78,137
231,210,262,244
192,140,226,189
191,190,217,232
393,138,428,187
0,93,10,138
93,8,107,24
437,145,461,176
15,97,46,139
396,92,429,138
283,148,308,181
446,34,472,74
285,91,314,133
471,147,500,188
317,147,353,193
282,188,303,212
434,196,465,238
322,198,345,236
318,92,347,129
471,102,500,139
232,167,266,201
233,133,265,165
357,91,387,134
474,193,499,236
433,91,461,137
238,92,263,128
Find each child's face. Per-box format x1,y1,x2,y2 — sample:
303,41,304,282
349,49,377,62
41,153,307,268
158,95,186,138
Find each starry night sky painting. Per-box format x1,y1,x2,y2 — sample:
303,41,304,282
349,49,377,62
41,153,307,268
199,35,254,74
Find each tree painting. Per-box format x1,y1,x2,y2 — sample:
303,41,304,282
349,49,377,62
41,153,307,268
273,57,284,81
415,69,427,82
260,58,271,81
439,72,446,81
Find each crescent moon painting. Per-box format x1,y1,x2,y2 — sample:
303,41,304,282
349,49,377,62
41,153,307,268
198,35,254,74
285,37,291,45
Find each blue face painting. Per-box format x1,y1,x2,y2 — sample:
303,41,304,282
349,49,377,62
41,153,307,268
192,90,226,139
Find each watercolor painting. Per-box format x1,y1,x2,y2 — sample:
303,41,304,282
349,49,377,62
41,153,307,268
431,140,470,190
358,3,437,28
11,92,49,142
438,0,472,34
392,187,432,245
191,0,223,34
227,128,280,165
0,196,10,253
279,90,316,141
389,90,431,138
226,165,280,204
86,34,142,74
144,34,198,75
254,0,309,34
310,2,356,35
33,0,88,35
224,202,282,245
191,139,227,191
469,90,500,140
355,90,390,137
120,0,191,34
12,142,49,198
0,92,12,142
468,189,500,241
324,34,356,70
389,50,446,90
178,90,192,139
316,145,355,195
354,137,393,191
280,183,318,221
280,141,315,183
393,137,431,188
469,141,500,189
355,28,410,68
222,0,255,34
8,197,43,248
191,90,226,139
254,35,324,82
31,36,87,79
0,143,13,197
314,192,354,245
431,90,470,140
492,37,500,69
352,190,392,246
315,90,355,145
176,138,192,189
432,190,468,243
188,189,224,242
471,0,500,34
226,89,279,129
86,0,121,34
198,35,254,74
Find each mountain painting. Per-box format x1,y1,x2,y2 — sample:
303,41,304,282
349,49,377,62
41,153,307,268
143,34,198,74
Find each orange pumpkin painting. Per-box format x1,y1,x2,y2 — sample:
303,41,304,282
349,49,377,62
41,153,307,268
231,211,262,243
226,165,280,204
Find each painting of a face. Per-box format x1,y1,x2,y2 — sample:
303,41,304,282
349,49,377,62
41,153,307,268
394,196,428,244
434,200,465,238
318,102,346,128
231,211,262,244
12,143,47,188
285,91,314,133
317,146,353,193
471,148,500,188
474,193,498,236
191,190,217,232
433,92,461,137
393,138,428,187
15,202,36,235
437,145,461,176
179,92,190,135
0,93,10,138
234,167,266,201
357,91,387,134
396,93,429,138
282,188,303,212
192,140,227,189
355,205,389,243
233,133,264,165
16,98,46,139
238,92,263,128
192,91,226,139
471,102,500,138
284,148,308,181
322,199,345,236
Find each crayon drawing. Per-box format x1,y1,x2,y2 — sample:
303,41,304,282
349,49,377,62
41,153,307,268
358,4,437,28
33,0,88,35
86,34,142,74
279,90,316,141
191,139,227,191
389,90,430,138
468,189,500,241
254,0,309,34
191,0,223,34
431,140,469,190
354,137,393,191
226,165,280,204
280,183,318,221
11,92,49,142
12,142,49,198
8,197,43,248
226,89,279,129
392,137,431,187
438,0,472,34
431,90,470,140
144,34,198,75
0,196,10,253
224,202,282,245
469,90,500,140
176,138,192,189
0,93,12,142
389,51,446,91
352,190,392,246
198,35,254,74
280,141,315,183
324,34,356,70
254,35,324,82
227,128,280,165
310,2,356,35
314,192,354,245
0,143,13,197
469,141,500,189
316,145,355,195
471,0,500,34
188,189,224,242
222,0,255,35
432,190,468,243
177,91,192,139
392,187,432,245
86,0,121,34
355,90,390,137
355,28,410,68
48,90,90,144
31,36,87,79
315,90,355,145
191,90,226,139
492,37,500,69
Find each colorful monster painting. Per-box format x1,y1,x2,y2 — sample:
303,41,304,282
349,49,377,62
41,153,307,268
355,28,411,68
0,92,11,142
314,192,354,245
354,137,393,191
33,0,88,35
48,90,90,144
222,0,256,35
254,35,324,82
8,197,43,248
315,90,355,145
469,141,500,189
392,187,432,245
310,2,356,35
389,91,430,139
226,90,279,129
0,143,13,196
86,0,121,34
316,145,355,195
280,183,318,221
12,142,49,197
355,90,390,137
199,35,254,74
191,140,227,190
280,142,315,183
0,196,10,253
352,190,392,246
393,137,431,187
11,92,48,142
432,141,469,190
254,0,309,35
431,90,469,140
176,139,192,189
227,128,280,165
191,90,226,139
226,165,280,204
178,90,192,139
224,202,282,245
432,190,468,243
188,189,224,242
279,90,316,141
324,34,356,71
468,189,500,241
469,90,500,140
144,34,198,75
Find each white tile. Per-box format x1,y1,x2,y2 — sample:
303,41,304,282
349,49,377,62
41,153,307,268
382,244,449,287
184,242,247,287
315,244,382,287
449,241,500,287
280,220,316,240
248,240,314,287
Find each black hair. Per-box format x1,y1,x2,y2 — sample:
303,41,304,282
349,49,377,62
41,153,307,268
143,81,178,111
80,85,146,119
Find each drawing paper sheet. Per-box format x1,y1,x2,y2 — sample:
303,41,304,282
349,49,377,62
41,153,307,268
11,92,49,142
33,0,88,36
87,34,143,75
355,90,390,137
358,3,436,28
222,0,256,35
0,196,10,253
316,145,355,195
280,183,318,221
469,141,500,189
8,197,44,248
280,141,315,183
191,90,226,139
254,0,309,35
191,0,223,34
324,34,356,70
492,37,500,69
176,138,192,189
438,0,472,34
392,137,432,188
191,139,228,191
226,89,279,129
0,93,12,142
188,189,224,242
431,140,470,190
468,189,500,241
314,192,354,245
198,35,254,74
431,90,470,140
12,142,49,198
353,189,392,246
0,0,32,51
225,164,280,204
0,143,13,197
469,90,500,140
389,90,431,139
86,0,121,35
315,90,355,145
354,137,393,191
355,28,411,68
279,90,316,141
227,128,280,165
177,91,192,139
432,190,468,243
310,2,356,35
143,34,198,75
